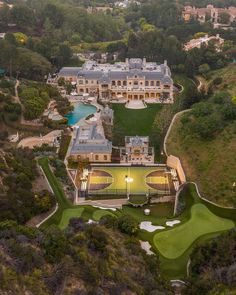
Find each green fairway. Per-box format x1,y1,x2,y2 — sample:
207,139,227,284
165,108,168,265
153,203,234,259
59,208,84,229
89,166,167,194
92,209,116,221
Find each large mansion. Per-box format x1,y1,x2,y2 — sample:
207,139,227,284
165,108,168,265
182,5,236,28
184,34,224,51
58,58,174,103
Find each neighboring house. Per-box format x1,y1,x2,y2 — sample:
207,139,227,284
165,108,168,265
0,33,5,39
184,34,224,51
70,124,112,162
114,0,140,9
120,136,154,164
58,58,174,103
182,5,236,28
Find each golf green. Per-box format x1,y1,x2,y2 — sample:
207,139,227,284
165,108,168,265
59,208,84,229
153,203,234,259
92,209,116,221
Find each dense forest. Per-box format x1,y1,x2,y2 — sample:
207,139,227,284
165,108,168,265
185,229,236,294
0,0,235,80
0,218,172,294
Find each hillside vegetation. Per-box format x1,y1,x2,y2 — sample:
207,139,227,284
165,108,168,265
0,220,171,295
203,64,236,96
167,65,236,206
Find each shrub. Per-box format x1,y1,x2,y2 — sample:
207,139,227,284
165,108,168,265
192,102,214,117
191,113,223,139
212,77,222,86
86,226,108,252
117,215,139,235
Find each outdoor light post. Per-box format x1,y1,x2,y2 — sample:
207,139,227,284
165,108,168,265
125,175,128,195
125,175,133,198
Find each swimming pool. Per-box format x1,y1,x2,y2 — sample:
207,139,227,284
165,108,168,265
65,103,97,126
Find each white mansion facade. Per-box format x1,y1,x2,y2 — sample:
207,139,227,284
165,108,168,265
58,58,174,103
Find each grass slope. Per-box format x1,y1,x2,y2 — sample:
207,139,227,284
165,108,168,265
167,116,236,206
153,203,234,259
59,208,84,229
208,65,236,96
38,157,72,227
92,209,115,221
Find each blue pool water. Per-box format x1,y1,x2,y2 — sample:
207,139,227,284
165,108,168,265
65,103,97,126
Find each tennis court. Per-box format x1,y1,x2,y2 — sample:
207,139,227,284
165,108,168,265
88,166,174,195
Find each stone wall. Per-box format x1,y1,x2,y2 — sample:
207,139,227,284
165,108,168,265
151,195,175,203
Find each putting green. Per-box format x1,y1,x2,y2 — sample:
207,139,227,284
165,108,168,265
92,209,116,221
89,167,166,193
153,204,234,259
59,208,84,229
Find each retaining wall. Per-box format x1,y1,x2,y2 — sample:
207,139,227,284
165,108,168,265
167,155,186,184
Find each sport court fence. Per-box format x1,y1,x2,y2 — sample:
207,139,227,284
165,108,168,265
85,188,171,197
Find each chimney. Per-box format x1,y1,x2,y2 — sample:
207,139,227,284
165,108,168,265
125,58,129,68
164,60,167,66
143,57,146,68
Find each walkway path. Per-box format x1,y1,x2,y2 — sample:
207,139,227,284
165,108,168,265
195,75,208,94
163,109,191,156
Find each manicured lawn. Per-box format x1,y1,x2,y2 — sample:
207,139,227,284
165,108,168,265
59,208,84,229
153,203,234,259
38,157,72,227
112,104,163,145
92,209,116,221
38,157,71,209
122,203,174,225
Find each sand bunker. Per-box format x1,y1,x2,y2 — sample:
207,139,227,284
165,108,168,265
166,220,181,227
140,221,165,232
140,241,154,255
